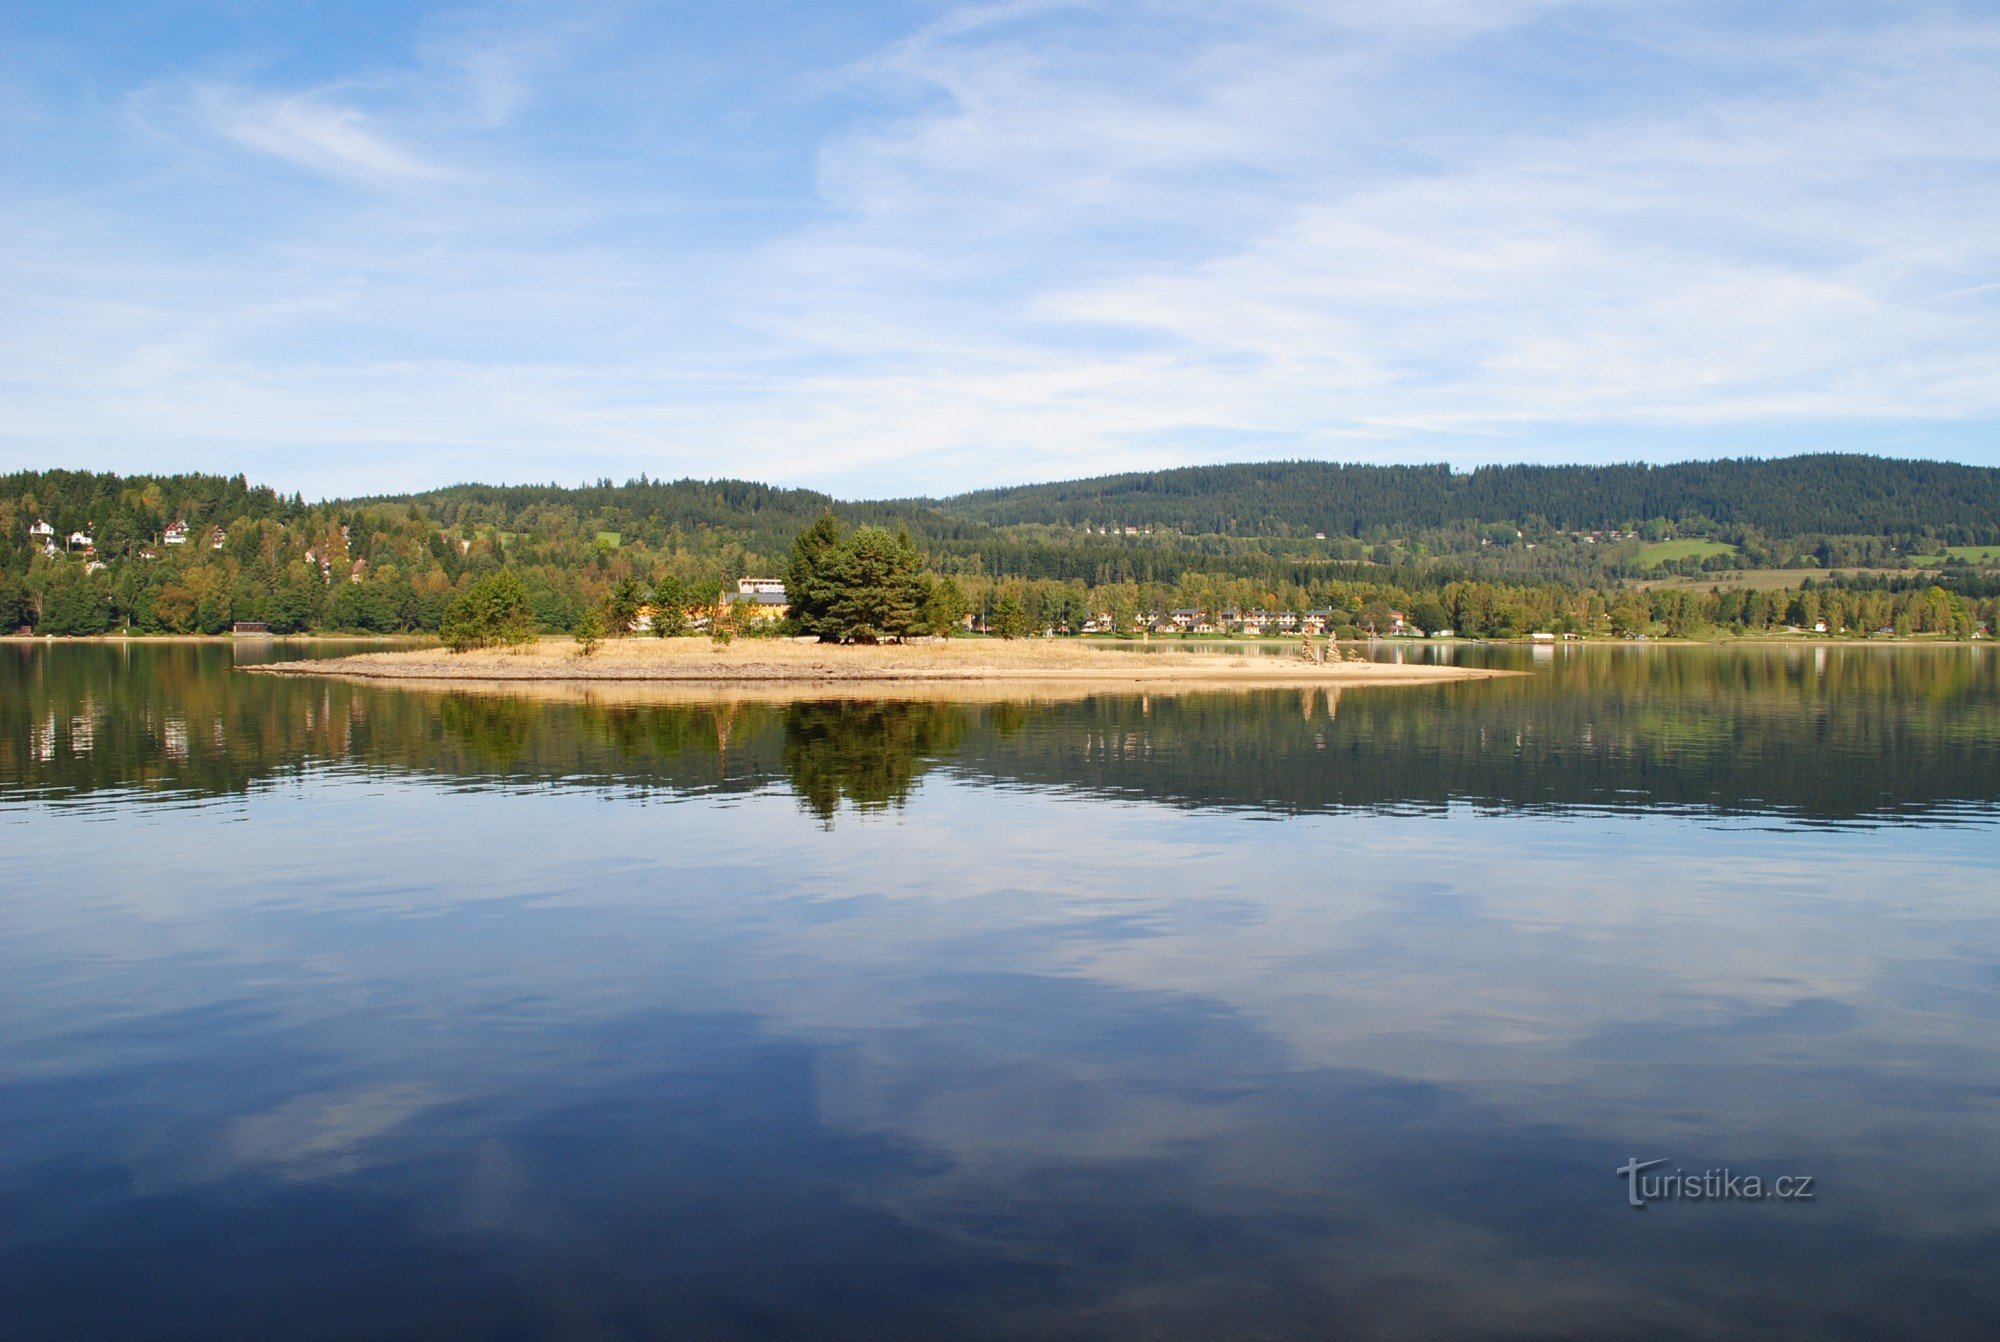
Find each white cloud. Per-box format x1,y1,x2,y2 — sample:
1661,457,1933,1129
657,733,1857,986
718,0,2000,483
206,83,454,183
5,0,1999,494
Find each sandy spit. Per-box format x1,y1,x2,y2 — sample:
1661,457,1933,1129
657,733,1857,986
241,637,1514,691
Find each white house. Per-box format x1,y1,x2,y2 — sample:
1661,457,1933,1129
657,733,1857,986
29,519,54,539
164,520,189,545
68,530,93,550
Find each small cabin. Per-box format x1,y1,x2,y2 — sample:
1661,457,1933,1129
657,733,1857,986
164,521,189,545
232,622,272,637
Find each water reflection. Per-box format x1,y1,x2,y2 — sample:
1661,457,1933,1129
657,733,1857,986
4,644,1999,1340
5,643,1997,826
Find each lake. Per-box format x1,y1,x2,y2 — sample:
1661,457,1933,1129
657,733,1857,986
4,641,1998,1339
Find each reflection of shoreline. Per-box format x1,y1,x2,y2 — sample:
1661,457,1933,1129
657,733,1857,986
0,634,426,644
266,675,1418,708
241,639,1513,693
14,643,1996,825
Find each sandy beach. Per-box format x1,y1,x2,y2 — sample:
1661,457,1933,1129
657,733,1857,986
242,636,1512,692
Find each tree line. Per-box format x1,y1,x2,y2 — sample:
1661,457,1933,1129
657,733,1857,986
932,455,2000,542
3,465,1994,638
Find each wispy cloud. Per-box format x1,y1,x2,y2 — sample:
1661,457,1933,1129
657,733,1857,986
178,81,457,183
4,0,1998,495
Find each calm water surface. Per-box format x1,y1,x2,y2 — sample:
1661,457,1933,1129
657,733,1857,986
4,642,1998,1339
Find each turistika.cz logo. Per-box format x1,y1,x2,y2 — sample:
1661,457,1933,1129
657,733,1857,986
1617,1158,1815,1208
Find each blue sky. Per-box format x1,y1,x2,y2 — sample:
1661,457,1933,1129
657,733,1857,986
5,0,1998,498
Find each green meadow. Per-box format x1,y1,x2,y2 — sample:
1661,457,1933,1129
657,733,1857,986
1634,539,1739,568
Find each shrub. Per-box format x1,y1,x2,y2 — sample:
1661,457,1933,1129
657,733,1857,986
439,571,538,651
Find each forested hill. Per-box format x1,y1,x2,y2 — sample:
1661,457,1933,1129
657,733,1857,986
6,455,1997,638
925,456,2000,541
375,477,986,550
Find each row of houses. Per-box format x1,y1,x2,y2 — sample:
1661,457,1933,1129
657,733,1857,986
1070,609,1448,638
27,518,226,557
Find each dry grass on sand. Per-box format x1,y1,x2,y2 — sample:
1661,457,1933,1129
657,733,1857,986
244,636,1512,691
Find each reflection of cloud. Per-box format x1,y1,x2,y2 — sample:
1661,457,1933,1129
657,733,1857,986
448,1138,531,1232
230,1083,440,1178
19,745,2000,1330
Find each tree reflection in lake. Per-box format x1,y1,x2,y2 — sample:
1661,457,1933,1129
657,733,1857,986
781,701,967,822
5,641,2000,1340
6,643,1997,827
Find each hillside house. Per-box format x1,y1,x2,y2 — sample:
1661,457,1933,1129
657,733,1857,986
29,519,53,539
68,530,93,550
164,520,189,545
728,577,789,621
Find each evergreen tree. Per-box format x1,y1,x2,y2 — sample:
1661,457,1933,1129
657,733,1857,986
573,606,606,656
606,577,646,634
785,510,845,641
819,526,928,643
989,596,1032,639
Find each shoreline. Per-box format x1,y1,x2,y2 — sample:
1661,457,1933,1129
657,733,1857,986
0,633,427,644
6,631,1982,649
240,638,1516,690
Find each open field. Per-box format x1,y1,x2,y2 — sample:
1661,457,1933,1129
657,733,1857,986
1630,567,1915,591
1634,539,1739,567
1905,545,2000,565
243,636,1513,691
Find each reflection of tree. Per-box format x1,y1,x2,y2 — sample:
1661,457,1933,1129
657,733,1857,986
987,701,1030,740
438,695,536,769
952,648,2000,822
780,701,970,822
7,646,1998,825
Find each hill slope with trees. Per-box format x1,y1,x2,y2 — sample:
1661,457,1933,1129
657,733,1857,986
924,455,2000,541
2,454,1994,639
